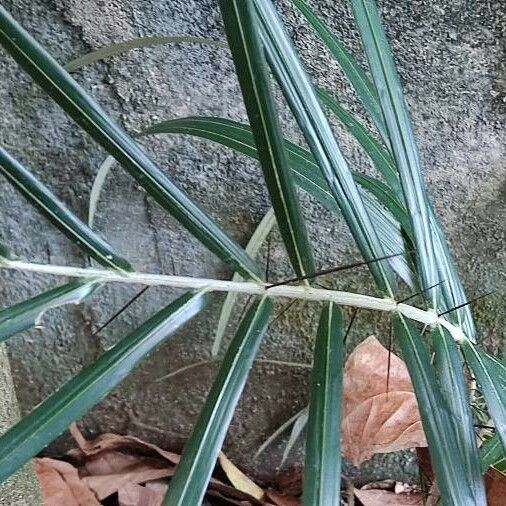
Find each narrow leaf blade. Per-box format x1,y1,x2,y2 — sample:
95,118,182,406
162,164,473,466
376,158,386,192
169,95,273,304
163,296,272,506
0,290,207,483
213,208,276,356
0,147,132,271
461,341,506,457
219,0,315,279
432,327,486,503
350,0,438,303
65,36,227,72
303,302,343,506
393,315,475,504
0,280,99,343
291,0,387,141
480,433,506,473
0,6,260,280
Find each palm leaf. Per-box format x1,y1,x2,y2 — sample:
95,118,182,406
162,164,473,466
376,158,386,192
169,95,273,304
480,433,506,473
163,296,272,505
0,280,99,343
219,0,315,280
253,0,397,296
213,208,276,356
461,341,506,456
316,88,399,192
432,327,486,503
291,0,387,142
303,302,343,506
102,116,415,285
0,6,260,281
0,290,207,483
350,0,438,304
65,35,227,72
393,315,475,504
0,147,132,271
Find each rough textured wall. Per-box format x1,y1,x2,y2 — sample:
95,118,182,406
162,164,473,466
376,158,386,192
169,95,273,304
0,0,504,485
0,344,41,505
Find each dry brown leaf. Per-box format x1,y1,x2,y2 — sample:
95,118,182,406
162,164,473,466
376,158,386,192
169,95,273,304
354,488,424,506
83,463,173,501
342,336,426,465
117,482,165,506
69,424,180,465
219,452,265,500
35,458,99,506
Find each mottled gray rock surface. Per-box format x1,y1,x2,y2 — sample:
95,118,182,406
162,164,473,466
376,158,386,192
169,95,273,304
0,345,41,505
0,0,504,486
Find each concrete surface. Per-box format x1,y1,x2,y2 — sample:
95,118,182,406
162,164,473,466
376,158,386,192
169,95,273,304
0,344,42,505
0,0,504,487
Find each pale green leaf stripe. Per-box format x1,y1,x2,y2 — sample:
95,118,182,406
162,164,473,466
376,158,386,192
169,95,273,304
350,0,438,302
432,327,486,503
480,433,506,473
0,6,261,281
0,290,207,483
219,0,315,280
164,296,272,506
253,0,397,296
282,407,309,465
0,280,99,343
291,0,387,142
0,146,133,272
255,406,307,459
65,35,228,72
303,303,342,506
393,315,475,504
461,340,506,457
212,208,276,357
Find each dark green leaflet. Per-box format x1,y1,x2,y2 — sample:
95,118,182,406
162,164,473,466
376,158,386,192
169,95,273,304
0,290,207,483
0,6,260,281
163,296,272,505
219,0,315,280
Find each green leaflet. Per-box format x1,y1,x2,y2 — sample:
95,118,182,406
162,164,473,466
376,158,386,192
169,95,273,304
0,6,260,281
145,117,414,286
480,433,506,473
0,280,99,343
461,341,506,458
0,290,207,483
163,296,272,505
316,88,399,192
298,0,473,336
432,327,486,503
350,0,438,304
253,0,397,296
291,0,387,142
393,315,475,504
0,147,132,271
65,35,227,72
213,208,276,357
303,303,343,506
219,0,315,280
